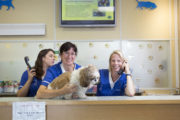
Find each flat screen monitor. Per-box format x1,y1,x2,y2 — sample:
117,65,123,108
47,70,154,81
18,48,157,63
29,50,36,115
60,0,116,27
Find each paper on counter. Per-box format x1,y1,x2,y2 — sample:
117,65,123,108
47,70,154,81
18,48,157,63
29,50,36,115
13,101,45,120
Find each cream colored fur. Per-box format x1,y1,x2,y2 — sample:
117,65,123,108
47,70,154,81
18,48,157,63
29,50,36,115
48,65,100,99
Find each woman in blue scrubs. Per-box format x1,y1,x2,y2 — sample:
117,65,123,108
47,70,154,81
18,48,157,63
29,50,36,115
97,50,135,96
17,49,55,97
36,42,81,99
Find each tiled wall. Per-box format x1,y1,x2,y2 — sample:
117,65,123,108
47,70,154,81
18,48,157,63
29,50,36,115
122,40,170,88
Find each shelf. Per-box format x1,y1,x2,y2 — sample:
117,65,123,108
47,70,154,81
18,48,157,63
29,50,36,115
0,92,17,97
0,24,45,35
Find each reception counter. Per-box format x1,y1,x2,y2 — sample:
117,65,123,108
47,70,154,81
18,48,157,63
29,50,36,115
0,96,180,120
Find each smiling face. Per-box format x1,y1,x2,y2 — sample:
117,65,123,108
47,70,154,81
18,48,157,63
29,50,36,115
60,48,76,66
110,53,124,73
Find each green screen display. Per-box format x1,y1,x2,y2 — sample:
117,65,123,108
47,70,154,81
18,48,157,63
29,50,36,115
60,0,115,27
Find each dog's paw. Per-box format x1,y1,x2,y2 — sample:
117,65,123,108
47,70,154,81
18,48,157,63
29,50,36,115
64,94,72,100
78,94,87,99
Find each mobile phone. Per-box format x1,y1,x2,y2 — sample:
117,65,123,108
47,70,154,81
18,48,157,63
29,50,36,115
117,67,125,75
117,60,125,75
24,56,32,69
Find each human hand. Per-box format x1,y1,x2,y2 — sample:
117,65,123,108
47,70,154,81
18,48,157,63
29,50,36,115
62,84,77,94
27,67,36,80
122,60,130,74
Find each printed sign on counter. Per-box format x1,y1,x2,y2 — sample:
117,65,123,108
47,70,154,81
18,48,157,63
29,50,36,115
13,102,46,120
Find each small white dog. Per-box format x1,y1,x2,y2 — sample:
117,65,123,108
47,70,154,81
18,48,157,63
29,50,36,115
48,65,100,99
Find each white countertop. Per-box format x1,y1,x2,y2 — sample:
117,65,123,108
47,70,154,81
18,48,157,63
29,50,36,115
0,95,180,103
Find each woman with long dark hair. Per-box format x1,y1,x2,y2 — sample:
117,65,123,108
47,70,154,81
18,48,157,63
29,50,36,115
17,49,55,97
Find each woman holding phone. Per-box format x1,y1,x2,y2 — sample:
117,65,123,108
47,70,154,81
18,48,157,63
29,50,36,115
17,49,55,97
96,50,135,96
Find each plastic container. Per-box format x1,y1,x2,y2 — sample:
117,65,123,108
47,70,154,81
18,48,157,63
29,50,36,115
0,81,4,93
4,81,14,93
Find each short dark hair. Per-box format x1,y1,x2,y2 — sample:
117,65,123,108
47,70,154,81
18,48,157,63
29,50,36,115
59,42,77,55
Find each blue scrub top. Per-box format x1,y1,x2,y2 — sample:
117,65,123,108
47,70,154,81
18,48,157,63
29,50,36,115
97,69,127,96
41,61,81,87
19,71,42,97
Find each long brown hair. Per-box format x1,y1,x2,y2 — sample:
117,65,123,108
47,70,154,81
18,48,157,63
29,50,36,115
34,49,55,79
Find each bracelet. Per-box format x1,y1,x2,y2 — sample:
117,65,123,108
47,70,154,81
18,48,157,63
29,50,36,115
125,74,131,77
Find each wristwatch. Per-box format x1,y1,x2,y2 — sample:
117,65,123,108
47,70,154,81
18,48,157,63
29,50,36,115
125,73,131,77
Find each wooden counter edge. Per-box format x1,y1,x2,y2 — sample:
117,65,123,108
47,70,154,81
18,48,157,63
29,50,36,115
1,100,180,106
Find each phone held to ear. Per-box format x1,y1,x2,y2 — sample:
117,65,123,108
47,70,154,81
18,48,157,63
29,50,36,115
24,56,32,70
117,67,125,75
117,60,126,75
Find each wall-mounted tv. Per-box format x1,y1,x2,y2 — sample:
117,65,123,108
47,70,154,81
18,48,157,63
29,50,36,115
60,0,116,27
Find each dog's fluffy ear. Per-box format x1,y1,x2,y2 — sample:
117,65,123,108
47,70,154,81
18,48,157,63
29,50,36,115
50,72,71,89
79,68,90,87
